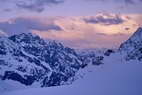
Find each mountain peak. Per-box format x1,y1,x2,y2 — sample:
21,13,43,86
130,27,142,39
0,33,85,88
137,27,142,30
120,27,142,49
119,27,142,60
8,33,41,43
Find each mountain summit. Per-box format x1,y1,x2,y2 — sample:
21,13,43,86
0,33,83,88
119,27,142,60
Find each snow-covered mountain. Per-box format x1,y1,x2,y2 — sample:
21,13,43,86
0,33,85,90
2,52,142,95
119,27,142,61
1,27,142,93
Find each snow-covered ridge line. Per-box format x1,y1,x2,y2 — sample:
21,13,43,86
1,27,142,93
119,27,142,61
0,32,104,92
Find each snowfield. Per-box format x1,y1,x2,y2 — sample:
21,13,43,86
2,53,142,95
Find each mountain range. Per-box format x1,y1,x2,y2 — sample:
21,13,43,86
0,27,142,92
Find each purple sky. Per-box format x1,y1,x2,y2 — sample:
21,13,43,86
0,0,142,49
0,0,142,18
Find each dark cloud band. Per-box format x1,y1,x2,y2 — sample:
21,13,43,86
84,14,125,25
1,0,64,12
0,17,62,35
87,0,142,4
16,0,64,12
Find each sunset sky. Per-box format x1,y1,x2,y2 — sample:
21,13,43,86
0,0,142,49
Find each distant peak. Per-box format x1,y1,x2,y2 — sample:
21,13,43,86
8,33,43,44
16,33,40,38
119,27,142,52
131,27,142,37
137,27,142,31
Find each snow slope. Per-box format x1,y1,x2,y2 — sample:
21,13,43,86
2,53,142,95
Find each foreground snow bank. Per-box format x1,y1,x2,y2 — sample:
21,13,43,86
2,54,142,95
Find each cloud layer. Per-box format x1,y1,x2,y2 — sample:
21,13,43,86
84,13,125,25
0,17,62,35
0,0,64,12
0,13,141,49
16,0,64,12
88,0,142,4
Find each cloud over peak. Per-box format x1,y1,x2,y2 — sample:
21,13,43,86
0,17,62,35
84,13,125,25
0,13,141,48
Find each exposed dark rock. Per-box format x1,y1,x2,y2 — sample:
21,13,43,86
104,49,115,56
2,71,35,86
0,33,83,87
119,27,142,61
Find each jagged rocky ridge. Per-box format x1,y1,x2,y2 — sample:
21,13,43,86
119,27,142,61
77,49,105,66
1,27,141,89
0,33,82,87
0,33,103,88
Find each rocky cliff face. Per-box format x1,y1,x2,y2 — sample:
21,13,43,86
119,27,142,61
0,33,83,87
1,27,141,90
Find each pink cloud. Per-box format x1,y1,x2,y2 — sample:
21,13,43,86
0,13,142,49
